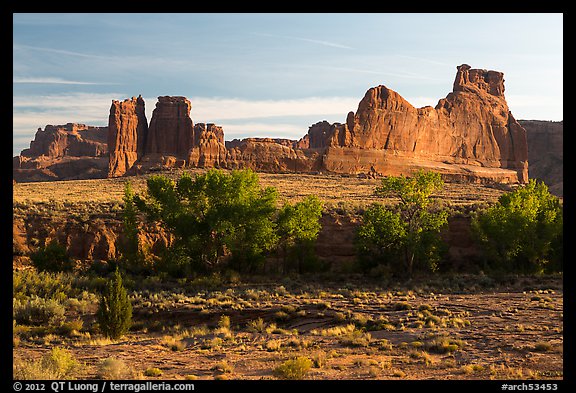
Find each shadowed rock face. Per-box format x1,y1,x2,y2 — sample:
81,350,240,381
520,120,563,196
107,96,148,177
145,96,194,157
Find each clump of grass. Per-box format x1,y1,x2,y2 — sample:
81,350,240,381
274,311,291,321
448,317,471,328
214,316,234,340
377,339,393,351
410,341,424,348
310,324,355,337
393,302,412,311
211,361,234,374
274,357,313,380
218,315,231,329
392,369,406,378
201,337,224,350
339,330,372,348
354,358,379,367
533,342,553,352
144,367,163,377
285,337,312,349
88,336,117,346
97,357,132,379
311,351,327,368
425,337,465,354
161,335,186,352
461,364,485,374
266,339,283,352
14,347,80,380
58,318,84,336
410,350,435,366
247,318,267,333
188,325,210,337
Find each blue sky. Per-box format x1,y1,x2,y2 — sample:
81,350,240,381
13,13,563,156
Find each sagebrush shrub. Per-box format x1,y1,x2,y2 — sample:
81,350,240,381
274,357,313,379
13,296,65,326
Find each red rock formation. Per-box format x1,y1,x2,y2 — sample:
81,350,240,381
223,138,320,172
14,123,109,182
188,123,227,167
316,64,528,183
145,96,194,157
520,120,563,196
107,96,148,177
21,123,108,158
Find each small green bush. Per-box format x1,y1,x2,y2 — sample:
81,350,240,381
274,357,313,379
30,240,74,273
96,269,133,339
14,347,79,380
144,367,163,377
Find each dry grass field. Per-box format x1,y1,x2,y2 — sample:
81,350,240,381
13,169,509,209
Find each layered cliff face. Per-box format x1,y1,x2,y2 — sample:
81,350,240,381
107,96,148,177
14,123,109,182
520,120,563,196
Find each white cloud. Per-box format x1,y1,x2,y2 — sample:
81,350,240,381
506,94,563,121
253,32,353,49
218,122,308,140
189,96,358,122
13,76,115,85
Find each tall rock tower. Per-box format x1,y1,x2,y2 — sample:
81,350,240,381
107,95,148,177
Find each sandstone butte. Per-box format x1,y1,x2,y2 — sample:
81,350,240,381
13,64,563,192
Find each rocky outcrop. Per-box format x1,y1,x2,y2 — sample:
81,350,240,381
520,120,563,196
14,123,109,182
107,95,148,177
314,64,528,183
145,96,194,157
188,123,227,168
21,123,107,158
223,138,321,172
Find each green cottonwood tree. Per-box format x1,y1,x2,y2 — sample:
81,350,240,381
471,179,563,273
277,195,323,273
134,169,279,274
357,170,448,276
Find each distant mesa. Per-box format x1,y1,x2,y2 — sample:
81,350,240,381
13,64,563,195
13,123,109,182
